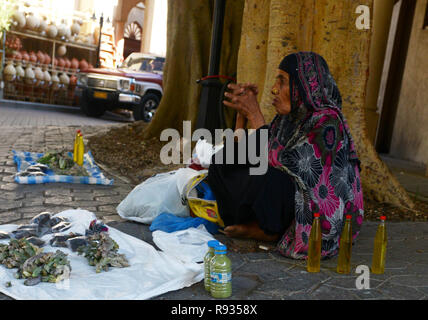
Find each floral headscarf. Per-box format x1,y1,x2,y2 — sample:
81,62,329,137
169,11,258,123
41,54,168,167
269,52,364,259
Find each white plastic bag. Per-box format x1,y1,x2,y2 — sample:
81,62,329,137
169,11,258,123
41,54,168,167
152,225,218,263
117,168,203,224
192,139,224,168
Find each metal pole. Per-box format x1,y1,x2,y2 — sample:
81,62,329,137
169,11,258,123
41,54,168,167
208,0,226,76
95,13,104,68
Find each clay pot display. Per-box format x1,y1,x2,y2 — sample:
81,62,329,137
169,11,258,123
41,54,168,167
4,61,16,82
71,58,79,70
47,24,58,38
57,45,67,57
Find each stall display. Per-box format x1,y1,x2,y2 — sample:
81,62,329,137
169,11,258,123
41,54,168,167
1,1,99,106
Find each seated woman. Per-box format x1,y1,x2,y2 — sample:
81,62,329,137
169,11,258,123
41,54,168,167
207,52,364,259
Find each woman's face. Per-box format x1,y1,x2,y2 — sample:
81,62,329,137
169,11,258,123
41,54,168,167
271,69,291,115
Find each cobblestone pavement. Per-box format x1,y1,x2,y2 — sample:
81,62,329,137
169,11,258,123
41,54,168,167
0,117,427,300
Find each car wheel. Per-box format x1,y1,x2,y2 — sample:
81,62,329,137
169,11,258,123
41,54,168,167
80,94,106,118
134,93,160,122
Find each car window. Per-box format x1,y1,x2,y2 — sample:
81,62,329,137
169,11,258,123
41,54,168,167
123,55,165,73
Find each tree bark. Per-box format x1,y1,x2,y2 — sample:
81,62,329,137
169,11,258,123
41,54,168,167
236,0,414,209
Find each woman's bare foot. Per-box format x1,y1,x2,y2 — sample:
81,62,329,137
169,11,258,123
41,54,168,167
224,222,279,242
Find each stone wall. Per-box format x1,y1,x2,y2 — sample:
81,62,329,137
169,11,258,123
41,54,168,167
389,0,428,165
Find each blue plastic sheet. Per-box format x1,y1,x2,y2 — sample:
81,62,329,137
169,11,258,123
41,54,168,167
149,213,219,234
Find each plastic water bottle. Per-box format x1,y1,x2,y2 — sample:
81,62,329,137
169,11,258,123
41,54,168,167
337,214,353,274
204,240,219,292
73,130,81,162
372,216,387,274
210,244,232,298
307,212,322,273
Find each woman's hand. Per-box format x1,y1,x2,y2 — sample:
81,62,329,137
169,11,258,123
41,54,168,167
223,83,265,129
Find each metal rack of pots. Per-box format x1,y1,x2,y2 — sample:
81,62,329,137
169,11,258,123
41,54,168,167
1,1,99,107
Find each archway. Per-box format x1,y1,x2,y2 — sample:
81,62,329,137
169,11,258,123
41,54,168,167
123,21,143,59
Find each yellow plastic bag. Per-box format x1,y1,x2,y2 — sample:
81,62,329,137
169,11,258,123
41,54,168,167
183,173,225,227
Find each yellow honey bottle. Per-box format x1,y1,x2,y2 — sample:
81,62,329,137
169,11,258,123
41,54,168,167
337,214,352,274
77,133,84,166
307,212,322,273
73,130,81,163
371,216,387,274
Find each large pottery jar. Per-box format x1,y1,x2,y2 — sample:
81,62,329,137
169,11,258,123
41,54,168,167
47,24,58,38
38,16,48,34
15,62,25,81
57,20,67,39
59,72,70,86
36,51,45,65
24,63,35,85
71,58,79,70
4,61,16,82
12,10,26,29
51,71,60,90
71,20,81,36
79,59,88,71
26,13,40,31
57,45,67,57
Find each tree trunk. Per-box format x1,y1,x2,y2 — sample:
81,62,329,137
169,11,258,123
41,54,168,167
142,0,245,139
237,0,414,209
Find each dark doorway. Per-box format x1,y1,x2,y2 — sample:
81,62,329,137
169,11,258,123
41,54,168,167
375,0,417,153
123,22,142,60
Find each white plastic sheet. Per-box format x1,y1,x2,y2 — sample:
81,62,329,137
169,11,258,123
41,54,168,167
0,209,204,300
116,168,204,224
152,225,217,264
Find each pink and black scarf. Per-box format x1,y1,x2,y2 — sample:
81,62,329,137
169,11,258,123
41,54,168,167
269,52,364,259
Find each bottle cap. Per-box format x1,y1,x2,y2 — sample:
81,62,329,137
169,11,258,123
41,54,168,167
313,213,320,218
380,216,386,221
346,215,352,220
214,244,227,254
207,240,219,248
76,130,81,133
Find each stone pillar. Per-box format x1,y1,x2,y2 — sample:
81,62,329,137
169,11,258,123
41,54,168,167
141,0,154,53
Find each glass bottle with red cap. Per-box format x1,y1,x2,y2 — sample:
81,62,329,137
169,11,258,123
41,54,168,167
337,214,353,274
372,215,387,274
307,212,322,273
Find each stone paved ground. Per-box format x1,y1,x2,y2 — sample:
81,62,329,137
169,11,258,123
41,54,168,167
0,105,427,300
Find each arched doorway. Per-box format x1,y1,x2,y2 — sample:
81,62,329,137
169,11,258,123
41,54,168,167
123,21,143,59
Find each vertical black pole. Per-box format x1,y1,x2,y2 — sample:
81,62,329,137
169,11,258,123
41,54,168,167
96,13,104,68
195,0,227,135
208,0,226,76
